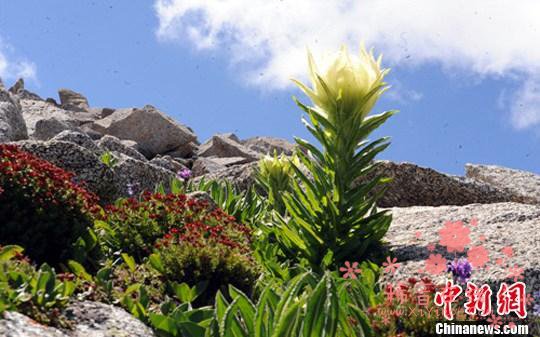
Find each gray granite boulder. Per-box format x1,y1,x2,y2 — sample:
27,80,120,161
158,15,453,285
243,136,295,156
218,132,241,143
51,130,102,153
163,141,199,159
80,123,104,140
359,161,515,207
191,157,227,177
33,117,81,141
20,99,99,139
13,139,175,202
466,163,540,204
58,88,89,112
198,134,260,162
384,202,540,293
0,311,67,337
96,135,147,161
194,162,258,192
15,139,117,200
196,160,516,208
0,86,27,142
65,301,156,337
89,107,115,119
209,156,252,166
8,78,43,101
112,154,175,198
90,105,197,158
150,155,187,172
0,301,156,337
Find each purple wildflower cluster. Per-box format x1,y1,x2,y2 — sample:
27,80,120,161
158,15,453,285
447,257,472,284
177,168,192,181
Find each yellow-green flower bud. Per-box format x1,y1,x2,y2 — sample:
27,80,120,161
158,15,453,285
293,45,389,123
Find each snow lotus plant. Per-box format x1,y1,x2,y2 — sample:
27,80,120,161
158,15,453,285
261,45,395,270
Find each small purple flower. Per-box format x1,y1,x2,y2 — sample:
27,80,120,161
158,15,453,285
126,183,134,196
126,182,139,197
447,257,472,284
177,168,192,181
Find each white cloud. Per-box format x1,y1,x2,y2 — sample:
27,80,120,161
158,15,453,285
511,78,540,129
0,39,37,84
154,0,540,126
385,80,423,105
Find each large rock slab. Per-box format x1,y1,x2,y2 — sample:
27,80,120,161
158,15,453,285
0,301,156,337
209,156,252,166
14,139,175,202
384,202,540,291
243,136,295,156
91,105,196,158
361,161,516,207
192,157,227,177
197,160,516,208
149,155,187,172
194,162,258,192
20,99,99,139
65,301,156,337
163,141,198,159
198,134,260,162
33,117,81,141
0,87,27,142
109,154,175,199
466,163,540,204
0,311,67,337
16,140,117,200
96,135,147,161
52,130,102,153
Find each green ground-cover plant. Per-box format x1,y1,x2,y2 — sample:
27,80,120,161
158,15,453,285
188,178,268,227
258,46,395,271
0,245,76,328
0,144,99,265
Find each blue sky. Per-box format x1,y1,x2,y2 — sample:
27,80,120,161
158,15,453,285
0,1,539,175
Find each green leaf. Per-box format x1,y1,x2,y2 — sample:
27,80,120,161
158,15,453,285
148,253,165,274
301,273,339,337
172,282,193,303
149,313,178,335
178,321,207,337
0,245,23,262
67,260,92,281
121,253,137,273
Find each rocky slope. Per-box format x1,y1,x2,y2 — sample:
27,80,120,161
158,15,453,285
2,78,540,335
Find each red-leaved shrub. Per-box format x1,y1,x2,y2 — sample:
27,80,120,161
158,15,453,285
0,144,98,265
94,191,243,261
155,220,258,305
